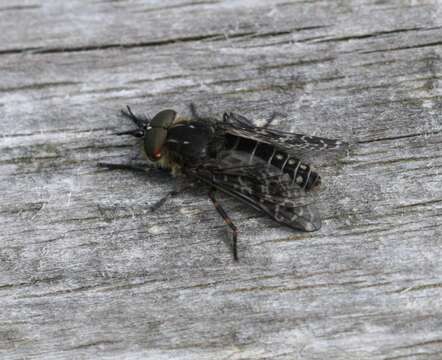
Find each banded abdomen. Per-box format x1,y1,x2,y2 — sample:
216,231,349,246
222,134,320,190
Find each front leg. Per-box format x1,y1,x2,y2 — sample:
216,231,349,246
121,105,150,129
150,181,194,212
98,162,152,173
114,106,151,137
98,162,183,212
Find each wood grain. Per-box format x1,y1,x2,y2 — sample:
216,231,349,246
1,0,442,359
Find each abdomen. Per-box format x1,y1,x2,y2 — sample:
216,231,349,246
223,134,320,190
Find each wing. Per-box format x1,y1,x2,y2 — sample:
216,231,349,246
221,112,347,153
186,157,321,232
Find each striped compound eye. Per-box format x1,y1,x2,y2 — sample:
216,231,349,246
144,110,177,161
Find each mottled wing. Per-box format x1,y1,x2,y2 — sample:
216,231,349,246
186,158,321,232
222,112,347,152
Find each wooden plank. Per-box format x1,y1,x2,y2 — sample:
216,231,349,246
1,0,442,359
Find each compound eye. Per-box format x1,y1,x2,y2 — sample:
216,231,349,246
144,128,167,162
153,149,162,159
143,109,176,162
150,110,177,129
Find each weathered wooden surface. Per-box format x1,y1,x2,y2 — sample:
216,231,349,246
1,0,442,359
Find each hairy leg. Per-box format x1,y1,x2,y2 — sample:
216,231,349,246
208,188,239,261
98,162,151,173
121,105,150,128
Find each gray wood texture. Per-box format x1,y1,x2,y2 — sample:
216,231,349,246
1,0,442,359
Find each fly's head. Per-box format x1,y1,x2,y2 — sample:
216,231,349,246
143,109,177,162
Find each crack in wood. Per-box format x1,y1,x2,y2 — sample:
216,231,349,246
357,130,442,144
1,1,442,358
315,27,440,43
0,4,40,12
67,339,123,350
0,33,223,56
360,41,442,54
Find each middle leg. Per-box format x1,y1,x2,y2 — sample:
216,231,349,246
208,188,239,261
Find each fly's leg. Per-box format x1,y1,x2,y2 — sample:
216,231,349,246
262,112,284,128
223,111,285,129
190,103,218,122
116,106,151,137
149,190,179,212
115,128,145,137
98,162,185,212
150,183,193,212
98,162,152,173
208,188,238,261
121,105,150,129
189,103,201,120
223,112,253,128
